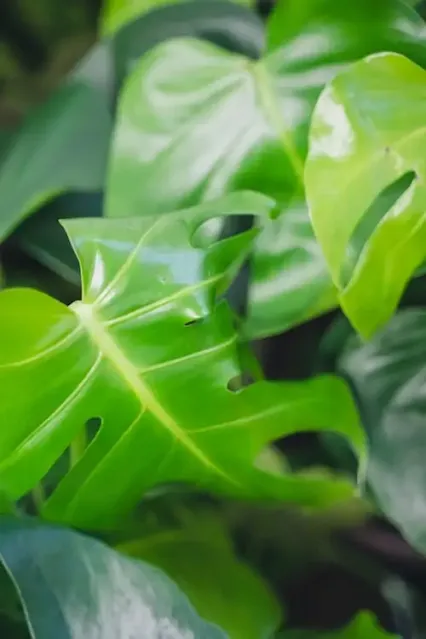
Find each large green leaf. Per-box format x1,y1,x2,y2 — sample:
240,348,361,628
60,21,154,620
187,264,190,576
0,82,112,242
118,511,281,638
338,309,426,555
102,0,254,36
0,517,227,638
280,612,397,638
0,193,365,528
305,53,426,337
106,0,426,338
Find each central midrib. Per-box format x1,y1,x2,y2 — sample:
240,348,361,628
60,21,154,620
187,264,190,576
71,301,234,483
250,59,305,186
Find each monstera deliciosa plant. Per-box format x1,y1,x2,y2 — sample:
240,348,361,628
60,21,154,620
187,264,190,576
0,0,426,637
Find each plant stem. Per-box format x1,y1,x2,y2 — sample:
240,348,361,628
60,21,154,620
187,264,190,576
32,482,45,513
70,426,87,468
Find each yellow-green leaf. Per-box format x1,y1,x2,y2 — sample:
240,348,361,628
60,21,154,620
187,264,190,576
306,53,426,337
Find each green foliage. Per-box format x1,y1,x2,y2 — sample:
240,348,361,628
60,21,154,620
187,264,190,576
0,516,228,638
106,0,426,338
2,0,426,636
0,83,111,241
102,0,255,36
118,510,281,638
338,309,426,555
306,53,426,337
0,192,364,528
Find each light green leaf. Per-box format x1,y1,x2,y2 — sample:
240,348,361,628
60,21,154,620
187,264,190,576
106,0,426,338
306,53,426,337
0,83,112,242
0,192,365,528
338,309,426,555
0,517,227,638
101,0,254,36
118,512,281,639
280,612,397,638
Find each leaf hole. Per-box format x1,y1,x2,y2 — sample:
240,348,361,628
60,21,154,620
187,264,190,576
86,416,102,443
191,217,225,249
191,213,255,249
227,372,254,393
184,318,200,327
341,170,417,287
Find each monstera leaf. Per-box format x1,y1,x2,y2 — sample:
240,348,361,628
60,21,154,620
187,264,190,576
338,309,426,555
0,517,227,639
306,53,426,337
106,0,426,338
0,83,112,242
0,193,364,528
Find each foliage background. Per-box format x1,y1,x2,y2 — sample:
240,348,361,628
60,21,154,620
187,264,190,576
0,1,426,638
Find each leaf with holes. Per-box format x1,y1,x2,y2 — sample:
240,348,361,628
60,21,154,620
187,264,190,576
0,193,365,528
106,0,426,338
306,53,426,337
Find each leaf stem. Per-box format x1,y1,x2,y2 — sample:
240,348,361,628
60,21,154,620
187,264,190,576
32,482,45,512
70,426,87,468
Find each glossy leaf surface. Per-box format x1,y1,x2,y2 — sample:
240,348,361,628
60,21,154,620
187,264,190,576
0,193,364,528
0,83,112,242
102,0,254,36
107,0,426,338
306,53,426,337
281,612,396,638
118,512,281,638
0,517,226,639
339,309,426,555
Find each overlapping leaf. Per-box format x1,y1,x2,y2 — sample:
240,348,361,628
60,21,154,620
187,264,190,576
118,511,281,638
106,0,426,338
110,1,264,89
102,0,254,37
306,53,426,337
0,193,364,528
339,309,426,555
0,517,226,639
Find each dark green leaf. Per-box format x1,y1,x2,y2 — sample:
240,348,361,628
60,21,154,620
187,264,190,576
338,309,426,554
0,82,112,242
102,0,255,36
306,53,426,337
111,1,264,89
118,511,281,638
12,192,103,285
0,193,365,528
106,0,426,338
0,517,227,638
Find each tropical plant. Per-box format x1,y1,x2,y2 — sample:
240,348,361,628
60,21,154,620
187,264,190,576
0,0,426,637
